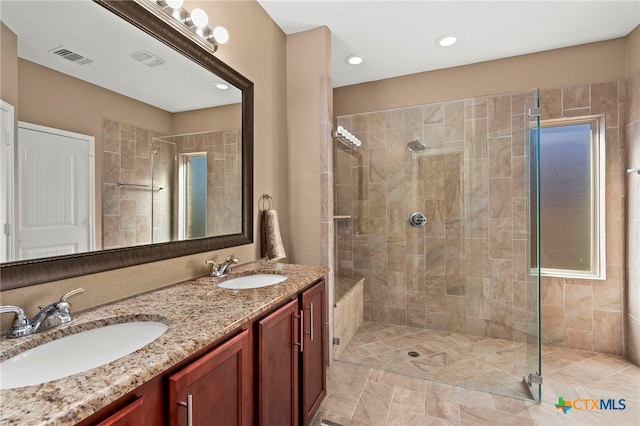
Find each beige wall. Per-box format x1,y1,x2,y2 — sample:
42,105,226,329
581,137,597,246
286,26,336,359
334,38,628,117
0,23,18,107
172,103,242,134
627,25,640,76
0,0,288,321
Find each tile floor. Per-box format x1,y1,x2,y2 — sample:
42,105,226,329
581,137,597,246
316,321,640,425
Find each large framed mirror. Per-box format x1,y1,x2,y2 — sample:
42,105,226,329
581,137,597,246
0,0,254,290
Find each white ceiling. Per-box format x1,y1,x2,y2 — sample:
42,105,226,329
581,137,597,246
0,0,241,113
257,0,640,88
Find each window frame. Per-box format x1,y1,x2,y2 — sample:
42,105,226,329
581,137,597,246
534,114,606,280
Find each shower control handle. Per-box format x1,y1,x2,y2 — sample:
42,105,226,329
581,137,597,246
409,212,427,228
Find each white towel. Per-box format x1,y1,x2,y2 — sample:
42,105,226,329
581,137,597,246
262,209,286,260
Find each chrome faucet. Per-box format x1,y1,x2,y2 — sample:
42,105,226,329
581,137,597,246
206,254,240,277
0,288,84,338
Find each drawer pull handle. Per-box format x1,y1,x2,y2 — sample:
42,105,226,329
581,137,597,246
295,310,304,352
305,302,314,341
178,393,193,426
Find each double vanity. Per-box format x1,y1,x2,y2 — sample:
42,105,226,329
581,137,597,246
0,262,328,425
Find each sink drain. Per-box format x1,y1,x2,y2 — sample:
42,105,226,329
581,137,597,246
408,351,420,358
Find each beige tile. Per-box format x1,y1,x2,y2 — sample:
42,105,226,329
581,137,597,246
352,381,395,426
424,104,444,125
466,118,488,159
542,306,568,348
540,277,564,307
565,284,593,331
565,328,593,352
460,404,534,426
488,95,512,138
391,388,426,414
541,89,562,119
444,101,464,142
563,85,590,110
593,310,623,355
425,381,460,423
488,178,512,218
488,137,512,177
591,81,619,126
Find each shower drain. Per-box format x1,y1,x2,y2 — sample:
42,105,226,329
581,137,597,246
408,351,420,358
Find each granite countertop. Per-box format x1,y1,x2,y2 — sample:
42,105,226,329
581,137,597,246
0,262,328,426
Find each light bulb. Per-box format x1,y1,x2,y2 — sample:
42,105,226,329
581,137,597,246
337,126,344,134
189,8,209,28
165,0,183,9
212,26,229,44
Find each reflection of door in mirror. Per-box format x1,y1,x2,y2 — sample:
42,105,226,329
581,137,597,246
17,122,95,260
0,101,15,262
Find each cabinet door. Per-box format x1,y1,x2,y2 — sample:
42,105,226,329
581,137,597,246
168,329,252,426
256,298,300,426
95,397,145,426
300,280,327,425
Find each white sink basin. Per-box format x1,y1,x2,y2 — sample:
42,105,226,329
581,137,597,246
218,273,288,290
0,321,168,389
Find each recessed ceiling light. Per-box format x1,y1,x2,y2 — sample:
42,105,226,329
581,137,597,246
215,83,229,90
436,34,457,47
345,54,364,65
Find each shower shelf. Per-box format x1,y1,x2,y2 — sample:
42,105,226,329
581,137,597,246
333,215,352,220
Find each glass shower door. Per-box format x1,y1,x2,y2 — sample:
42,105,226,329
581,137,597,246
525,89,541,402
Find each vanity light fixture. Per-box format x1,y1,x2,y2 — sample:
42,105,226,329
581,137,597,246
436,34,457,47
345,54,364,65
186,8,208,28
152,0,228,52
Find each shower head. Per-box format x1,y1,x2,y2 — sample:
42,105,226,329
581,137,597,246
407,138,426,152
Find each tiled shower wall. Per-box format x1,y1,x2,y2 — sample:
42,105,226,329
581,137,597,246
539,82,625,355
103,121,241,248
158,130,242,237
103,120,173,249
625,71,640,365
335,82,627,355
335,91,538,342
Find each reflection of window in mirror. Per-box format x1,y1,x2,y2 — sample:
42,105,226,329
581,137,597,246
180,153,208,239
531,115,606,280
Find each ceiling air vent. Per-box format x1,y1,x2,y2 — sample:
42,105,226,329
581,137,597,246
49,46,93,66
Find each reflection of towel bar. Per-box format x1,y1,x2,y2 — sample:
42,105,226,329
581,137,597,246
117,182,164,191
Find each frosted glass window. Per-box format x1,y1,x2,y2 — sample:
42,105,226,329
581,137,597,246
532,116,605,279
185,155,207,239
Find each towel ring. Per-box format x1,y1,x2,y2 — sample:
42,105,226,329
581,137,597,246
259,194,275,211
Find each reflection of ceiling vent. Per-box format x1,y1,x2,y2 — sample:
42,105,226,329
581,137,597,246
49,46,93,65
130,50,165,67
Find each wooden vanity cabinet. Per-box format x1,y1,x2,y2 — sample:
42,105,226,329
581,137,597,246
300,280,327,425
77,278,326,426
94,397,146,426
168,329,252,426
256,279,326,425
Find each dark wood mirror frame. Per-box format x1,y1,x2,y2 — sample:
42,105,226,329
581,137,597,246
0,0,254,291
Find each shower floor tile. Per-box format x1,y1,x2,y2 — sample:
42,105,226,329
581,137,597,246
323,321,640,426
335,321,639,403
